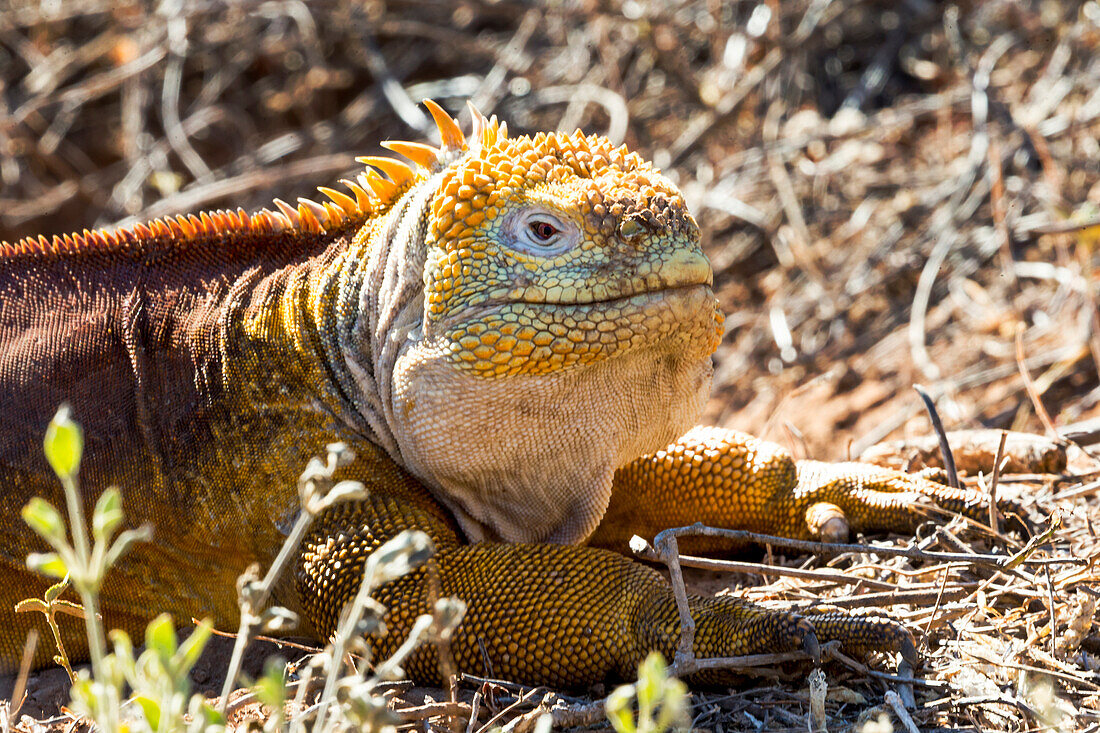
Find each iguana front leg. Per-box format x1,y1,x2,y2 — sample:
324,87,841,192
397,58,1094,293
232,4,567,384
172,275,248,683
297,491,915,688
591,425,1026,552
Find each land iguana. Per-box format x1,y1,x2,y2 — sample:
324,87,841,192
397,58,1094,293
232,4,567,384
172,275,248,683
0,101,1022,687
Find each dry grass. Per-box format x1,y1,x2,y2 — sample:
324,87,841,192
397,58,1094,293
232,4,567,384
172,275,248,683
2,0,1100,730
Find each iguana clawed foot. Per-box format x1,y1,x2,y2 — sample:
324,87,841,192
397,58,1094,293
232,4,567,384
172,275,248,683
804,610,919,666
663,596,917,686
299,505,919,688
596,426,1030,550
792,459,1031,541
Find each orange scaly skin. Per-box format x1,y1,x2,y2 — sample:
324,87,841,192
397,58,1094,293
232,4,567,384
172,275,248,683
0,101,1019,687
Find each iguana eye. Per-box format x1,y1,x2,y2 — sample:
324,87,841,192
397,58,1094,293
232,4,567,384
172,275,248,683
506,208,578,255
529,220,559,242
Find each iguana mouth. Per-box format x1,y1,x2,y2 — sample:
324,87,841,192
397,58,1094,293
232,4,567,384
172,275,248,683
453,244,715,316
529,248,715,306
441,282,715,330
519,277,717,305
513,280,714,307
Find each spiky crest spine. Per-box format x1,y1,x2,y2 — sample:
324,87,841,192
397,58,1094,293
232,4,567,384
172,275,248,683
0,101,507,262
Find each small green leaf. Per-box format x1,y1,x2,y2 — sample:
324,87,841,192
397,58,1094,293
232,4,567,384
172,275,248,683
654,683,689,733
108,629,136,664
92,488,123,543
320,480,369,509
297,457,328,492
259,606,299,634
69,675,94,706
178,618,213,672
13,598,48,614
336,683,401,727
351,598,386,636
431,597,466,636
103,524,152,569
325,441,355,467
606,685,637,733
22,498,65,544
133,695,161,729
636,652,665,712
43,576,71,604
48,599,86,618
254,657,288,710
27,552,68,579
144,613,177,660
43,405,84,481
199,701,225,727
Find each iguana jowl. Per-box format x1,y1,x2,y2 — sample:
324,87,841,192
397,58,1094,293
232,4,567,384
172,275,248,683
1,101,1014,686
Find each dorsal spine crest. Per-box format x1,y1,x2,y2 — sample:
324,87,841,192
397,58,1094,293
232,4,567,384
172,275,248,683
1,99,506,260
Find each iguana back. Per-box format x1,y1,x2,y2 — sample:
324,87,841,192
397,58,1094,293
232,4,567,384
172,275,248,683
0,210,375,644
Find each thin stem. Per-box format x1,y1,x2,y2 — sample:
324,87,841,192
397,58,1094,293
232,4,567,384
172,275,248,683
60,475,106,677
60,475,91,563
374,615,432,681
261,510,315,594
913,384,960,489
217,616,256,718
315,562,379,731
218,509,316,715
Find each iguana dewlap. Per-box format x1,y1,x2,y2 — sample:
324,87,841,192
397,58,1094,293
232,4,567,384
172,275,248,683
0,101,1017,687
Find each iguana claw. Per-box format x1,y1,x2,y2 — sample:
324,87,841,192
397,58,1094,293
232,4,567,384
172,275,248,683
800,624,822,663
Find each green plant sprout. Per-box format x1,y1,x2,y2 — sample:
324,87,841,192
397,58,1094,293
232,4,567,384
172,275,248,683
19,406,470,732
14,575,85,683
605,653,690,733
21,405,160,729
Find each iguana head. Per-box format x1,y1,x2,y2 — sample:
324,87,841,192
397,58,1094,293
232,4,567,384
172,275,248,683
419,118,721,377
362,102,723,544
